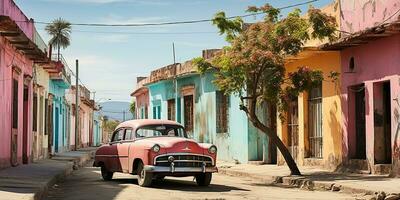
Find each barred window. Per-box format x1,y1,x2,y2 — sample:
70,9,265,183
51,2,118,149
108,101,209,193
167,99,176,121
184,95,194,133
308,83,323,158
216,91,229,133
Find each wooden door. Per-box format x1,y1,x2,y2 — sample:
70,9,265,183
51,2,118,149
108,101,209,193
288,100,299,161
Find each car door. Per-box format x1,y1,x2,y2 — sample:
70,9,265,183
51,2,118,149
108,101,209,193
109,129,125,172
118,128,133,173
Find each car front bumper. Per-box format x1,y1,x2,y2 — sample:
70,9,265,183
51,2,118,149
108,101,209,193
144,165,218,173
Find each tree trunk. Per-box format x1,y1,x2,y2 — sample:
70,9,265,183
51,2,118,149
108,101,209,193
250,119,301,175
243,99,301,175
57,45,60,61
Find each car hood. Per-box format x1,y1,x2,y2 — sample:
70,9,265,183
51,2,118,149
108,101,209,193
136,137,205,153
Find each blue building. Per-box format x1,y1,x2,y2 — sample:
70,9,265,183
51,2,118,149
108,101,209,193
49,56,71,154
143,50,277,164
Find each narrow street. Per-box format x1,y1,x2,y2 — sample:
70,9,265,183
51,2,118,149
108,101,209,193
45,163,355,200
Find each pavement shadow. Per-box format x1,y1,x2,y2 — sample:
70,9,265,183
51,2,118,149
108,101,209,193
301,172,390,182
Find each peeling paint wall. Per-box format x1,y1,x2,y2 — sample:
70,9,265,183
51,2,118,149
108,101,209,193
340,0,400,34
341,34,400,175
147,72,255,163
278,51,342,170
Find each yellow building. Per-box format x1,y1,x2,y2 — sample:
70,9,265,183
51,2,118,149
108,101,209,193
277,1,343,170
278,49,342,170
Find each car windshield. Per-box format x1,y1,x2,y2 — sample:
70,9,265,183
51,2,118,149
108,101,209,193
136,125,187,138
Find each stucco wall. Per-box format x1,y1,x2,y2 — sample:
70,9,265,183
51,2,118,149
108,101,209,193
148,72,251,163
341,35,400,175
340,0,400,34
278,51,342,170
0,37,33,168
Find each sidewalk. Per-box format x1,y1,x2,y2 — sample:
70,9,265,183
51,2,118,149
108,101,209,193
0,147,97,200
217,161,400,199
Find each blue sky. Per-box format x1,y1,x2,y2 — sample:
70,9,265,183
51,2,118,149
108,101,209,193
15,0,332,102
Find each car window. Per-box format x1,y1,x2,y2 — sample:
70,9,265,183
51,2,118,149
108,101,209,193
136,125,187,138
125,129,133,140
112,129,125,142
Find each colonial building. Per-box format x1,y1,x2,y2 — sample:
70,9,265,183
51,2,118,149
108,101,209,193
132,50,277,164
323,0,400,176
277,1,343,170
0,0,49,168
131,77,149,120
49,54,72,154
66,85,95,149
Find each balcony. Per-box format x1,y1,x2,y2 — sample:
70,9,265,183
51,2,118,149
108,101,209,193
49,54,72,87
0,0,33,39
0,0,47,63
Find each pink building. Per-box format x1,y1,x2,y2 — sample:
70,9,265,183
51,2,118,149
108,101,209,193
131,77,149,120
325,0,400,176
0,0,48,169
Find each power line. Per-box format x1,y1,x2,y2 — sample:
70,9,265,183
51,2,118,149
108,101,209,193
27,0,318,27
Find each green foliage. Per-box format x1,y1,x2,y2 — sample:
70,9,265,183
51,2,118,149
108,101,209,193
308,7,337,42
212,12,243,42
129,100,136,117
45,18,72,50
195,4,338,118
103,119,119,132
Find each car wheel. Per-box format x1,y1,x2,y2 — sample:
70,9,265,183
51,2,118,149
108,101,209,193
101,166,113,181
195,173,212,186
137,162,153,187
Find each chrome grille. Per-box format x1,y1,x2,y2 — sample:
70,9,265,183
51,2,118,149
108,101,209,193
155,154,214,167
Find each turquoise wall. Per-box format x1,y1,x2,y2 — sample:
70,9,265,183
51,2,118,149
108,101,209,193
147,72,265,163
49,80,70,153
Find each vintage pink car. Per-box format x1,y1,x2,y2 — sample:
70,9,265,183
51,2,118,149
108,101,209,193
93,119,218,187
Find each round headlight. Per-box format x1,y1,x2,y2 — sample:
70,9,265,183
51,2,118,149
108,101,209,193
152,144,160,153
208,145,217,154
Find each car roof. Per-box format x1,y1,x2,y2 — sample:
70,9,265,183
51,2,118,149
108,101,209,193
116,119,183,130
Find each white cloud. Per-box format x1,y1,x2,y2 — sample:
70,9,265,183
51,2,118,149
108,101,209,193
99,14,168,25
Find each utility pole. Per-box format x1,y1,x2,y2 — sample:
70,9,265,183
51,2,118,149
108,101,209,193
173,43,178,122
75,59,79,151
123,110,126,121
92,91,96,146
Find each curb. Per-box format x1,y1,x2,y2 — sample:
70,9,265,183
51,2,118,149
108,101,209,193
218,168,384,197
31,150,95,200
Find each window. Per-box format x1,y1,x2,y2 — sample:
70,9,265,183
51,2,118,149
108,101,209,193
112,129,125,142
125,129,133,140
167,99,176,121
308,83,323,158
12,79,18,129
184,95,194,133
136,125,186,138
153,105,161,119
33,93,38,131
216,91,229,133
288,100,299,160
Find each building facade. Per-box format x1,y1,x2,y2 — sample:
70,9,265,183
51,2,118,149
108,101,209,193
322,0,400,175
134,50,276,164
49,55,71,154
0,0,48,168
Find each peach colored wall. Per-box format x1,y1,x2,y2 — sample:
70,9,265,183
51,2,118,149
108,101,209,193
340,0,400,34
341,34,400,175
133,89,149,119
0,37,33,168
277,51,342,170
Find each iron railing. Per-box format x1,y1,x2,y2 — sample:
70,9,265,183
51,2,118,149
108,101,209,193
50,54,72,84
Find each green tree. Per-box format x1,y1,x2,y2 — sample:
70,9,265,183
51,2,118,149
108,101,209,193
194,5,337,175
45,18,72,61
130,100,136,118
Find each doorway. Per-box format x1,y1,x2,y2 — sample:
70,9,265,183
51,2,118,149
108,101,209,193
354,85,366,159
288,100,299,162
55,107,59,153
184,95,194,138
22,85,29,164
374,82,392,164
11,78,19,166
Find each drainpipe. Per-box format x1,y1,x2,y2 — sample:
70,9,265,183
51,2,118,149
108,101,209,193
173,43,178,122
